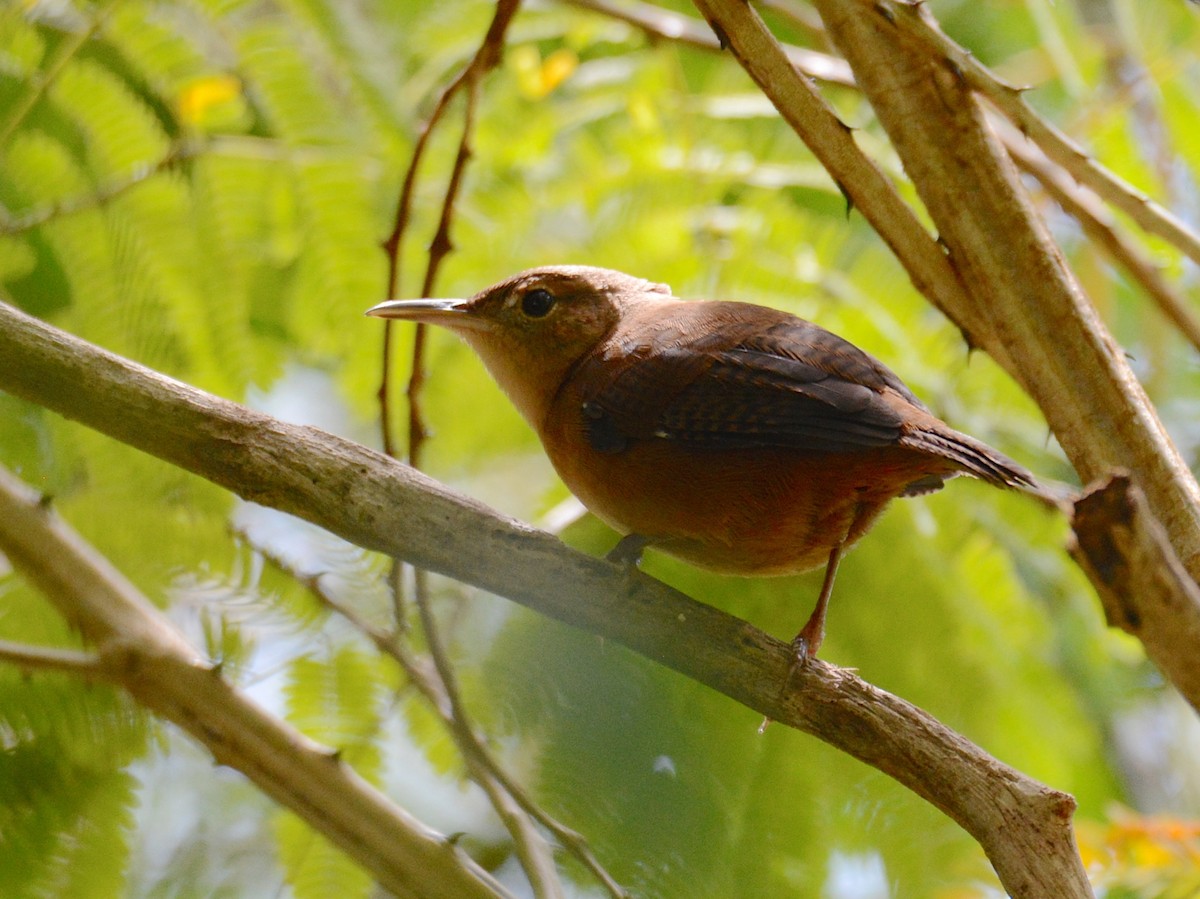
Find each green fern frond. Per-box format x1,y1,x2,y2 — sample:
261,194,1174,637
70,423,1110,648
52,58,169,175
237,23,353,145
284,645,384,781
274,811,373,899
32,769,138,899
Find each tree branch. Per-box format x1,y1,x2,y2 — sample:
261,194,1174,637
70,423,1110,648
560,0,853,85
796,0,1200,707
682,0,1015,371
1071,473,1200,713
0,298,1082,898
378,0,521,459
877,0,1200,268
1001,124,1200,356
0,639,107,677
0,463,510,899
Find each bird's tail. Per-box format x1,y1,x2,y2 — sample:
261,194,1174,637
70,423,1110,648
901,427,1073,508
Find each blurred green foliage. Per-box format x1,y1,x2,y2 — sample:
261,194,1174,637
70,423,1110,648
1,0,1198,896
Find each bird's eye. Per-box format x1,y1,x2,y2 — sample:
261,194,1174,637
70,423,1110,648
521,288,556,318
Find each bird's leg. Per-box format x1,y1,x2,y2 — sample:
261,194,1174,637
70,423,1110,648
759,540,847,734
791,541,844,665
606,532,652,568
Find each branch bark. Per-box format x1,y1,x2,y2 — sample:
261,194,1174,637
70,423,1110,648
1000,123,1200,356
0,299,1083,898
0,464,510,899
1071,474,1200,712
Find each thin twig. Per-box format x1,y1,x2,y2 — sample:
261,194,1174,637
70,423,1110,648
377,0,522,459
561,0,853,85
878,0,1200,268
1003,125,1200,355
410,570,565,899
0,142,196,235
0,638,108,677
409,77,483,469
374,6,571,891
378,0,520,669
393,31,576,890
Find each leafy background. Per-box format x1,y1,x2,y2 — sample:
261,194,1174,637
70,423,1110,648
1,0,1199,896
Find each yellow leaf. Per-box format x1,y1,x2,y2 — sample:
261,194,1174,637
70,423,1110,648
539,48,577,95
511,45,577,99
177,74,243,126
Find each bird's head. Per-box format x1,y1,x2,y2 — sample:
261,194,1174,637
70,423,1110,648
366,266,674,428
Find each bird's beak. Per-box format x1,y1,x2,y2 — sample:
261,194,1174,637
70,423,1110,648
364,298,492,332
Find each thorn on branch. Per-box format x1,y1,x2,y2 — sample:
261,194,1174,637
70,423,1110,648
835,180,855,218
428,231,454,258
704,17,730,50
958,327,979,355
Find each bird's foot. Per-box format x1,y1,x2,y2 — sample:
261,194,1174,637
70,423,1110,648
606,533,651,568
760,625,824,734
789,632,816,668
789,614,824,668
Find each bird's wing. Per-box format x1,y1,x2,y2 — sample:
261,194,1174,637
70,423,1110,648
573,305,924,455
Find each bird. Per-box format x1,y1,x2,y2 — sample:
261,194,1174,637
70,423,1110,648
367,265,1051,663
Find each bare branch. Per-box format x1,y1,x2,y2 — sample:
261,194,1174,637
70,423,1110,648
0,298,1084,899
0,639,107,677
875,0,1200,268
677,0,1012,366
788,0,1200,579
370,10,575,893
1002,126,1200,356
378,0,521,459
0,463,510,899
1071,473,1200,714
561,0,853,85
409,75,485,468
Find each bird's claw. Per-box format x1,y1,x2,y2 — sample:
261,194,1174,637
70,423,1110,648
606,533,651,568
789,633,814,669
